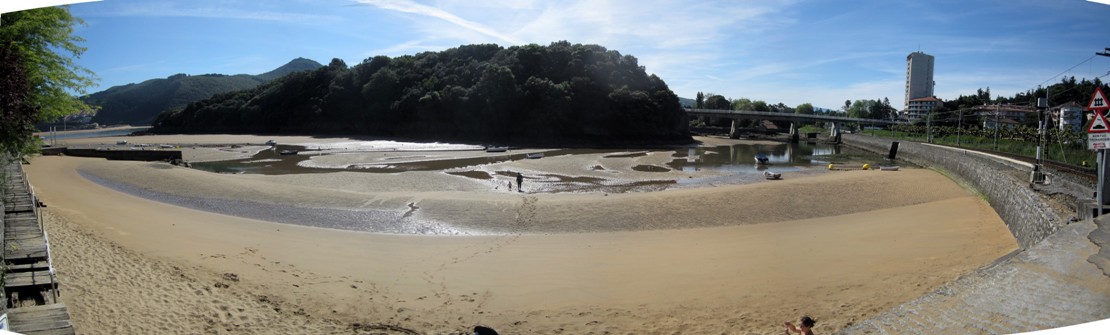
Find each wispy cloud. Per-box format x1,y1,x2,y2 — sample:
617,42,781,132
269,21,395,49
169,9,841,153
351,0,797,91
355,0,520,44
85,1,341,23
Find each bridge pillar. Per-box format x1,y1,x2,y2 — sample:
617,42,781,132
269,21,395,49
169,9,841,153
789,122,799,143
729,119,740,139
830,122,842,143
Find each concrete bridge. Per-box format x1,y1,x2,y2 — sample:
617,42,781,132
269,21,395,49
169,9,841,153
684,108,907,142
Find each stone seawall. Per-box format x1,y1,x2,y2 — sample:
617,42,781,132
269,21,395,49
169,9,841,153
843,134,1062,249
42,148,181,162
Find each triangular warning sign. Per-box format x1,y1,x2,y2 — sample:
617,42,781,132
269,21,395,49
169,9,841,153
1089,87,1109,110
1090,111,1110,133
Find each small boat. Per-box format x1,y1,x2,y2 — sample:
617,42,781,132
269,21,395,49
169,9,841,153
279,150,298,155
265,139,277,146
116,140,128,145
159,144,174,149
879,166,900,171
525,152,544,159
754,153,769,165
485,146,508,153
764,171,782,180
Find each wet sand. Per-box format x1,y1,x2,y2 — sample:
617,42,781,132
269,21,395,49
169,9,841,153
24,135,1018,334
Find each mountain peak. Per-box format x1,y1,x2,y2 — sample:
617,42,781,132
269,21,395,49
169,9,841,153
257,58,324,82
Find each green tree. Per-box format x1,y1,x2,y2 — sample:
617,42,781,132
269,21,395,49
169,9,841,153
795,103,814,115
751,100,770,112
704,94,730,110
731,98,753,111
695,91,704,109
0,6,94,153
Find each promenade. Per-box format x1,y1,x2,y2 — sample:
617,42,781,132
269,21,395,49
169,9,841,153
840,134,1110,334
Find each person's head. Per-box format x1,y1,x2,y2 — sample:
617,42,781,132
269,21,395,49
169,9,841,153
799,316,816,328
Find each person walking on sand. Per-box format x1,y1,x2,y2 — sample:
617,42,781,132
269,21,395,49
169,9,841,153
516,172,524,192
784,316,816,335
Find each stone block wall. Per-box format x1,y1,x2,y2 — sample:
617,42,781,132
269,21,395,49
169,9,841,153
843,134,1062,248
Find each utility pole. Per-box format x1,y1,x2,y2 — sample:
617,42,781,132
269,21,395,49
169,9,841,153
999,102,1007,150
957,109,963,146
1095,48,1110,216
1032,95,1048,186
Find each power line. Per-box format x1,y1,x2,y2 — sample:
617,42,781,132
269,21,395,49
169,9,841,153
1036,54,1099,88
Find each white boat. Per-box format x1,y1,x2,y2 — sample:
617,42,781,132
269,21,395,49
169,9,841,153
764,171,782,180
116,140,128,145
525,152,544,159
485,146,508,153
879,166,900,171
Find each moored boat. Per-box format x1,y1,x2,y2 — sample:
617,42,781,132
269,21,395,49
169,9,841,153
754,153,769,165
764,171,782,180
485,146,508,153
525,152,544,159
279,150,298,155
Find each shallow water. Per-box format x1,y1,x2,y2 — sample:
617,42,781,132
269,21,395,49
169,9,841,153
79,170,474,235
192,141,862,175
38,127,150,141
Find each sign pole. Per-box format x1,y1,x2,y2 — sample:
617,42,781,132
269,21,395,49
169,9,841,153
1085,88,1110,216
1100,149,1105,216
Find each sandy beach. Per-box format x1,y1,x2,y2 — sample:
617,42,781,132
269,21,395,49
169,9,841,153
23,135,1017,334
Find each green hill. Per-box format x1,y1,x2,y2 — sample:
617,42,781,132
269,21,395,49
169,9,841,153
152,42,691,146
84,58,323,125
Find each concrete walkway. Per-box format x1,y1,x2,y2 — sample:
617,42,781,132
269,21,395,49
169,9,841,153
838,216,1110,334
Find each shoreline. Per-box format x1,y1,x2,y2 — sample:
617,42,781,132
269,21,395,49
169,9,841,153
23,134,1019,334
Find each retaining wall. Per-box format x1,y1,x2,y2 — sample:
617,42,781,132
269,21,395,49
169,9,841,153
843,134,1063,248
43,148,181,161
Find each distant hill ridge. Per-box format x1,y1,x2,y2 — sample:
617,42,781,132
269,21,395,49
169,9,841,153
84,58,324,125
151,42,691,146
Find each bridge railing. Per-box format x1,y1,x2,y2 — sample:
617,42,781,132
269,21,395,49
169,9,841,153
684,108,905,125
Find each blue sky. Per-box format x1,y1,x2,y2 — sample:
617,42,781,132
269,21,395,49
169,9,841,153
59,0,1110,110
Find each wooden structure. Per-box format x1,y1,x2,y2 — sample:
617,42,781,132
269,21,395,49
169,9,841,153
2,159,73,334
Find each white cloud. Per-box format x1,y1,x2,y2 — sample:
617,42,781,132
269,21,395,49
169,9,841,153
355,0,520,44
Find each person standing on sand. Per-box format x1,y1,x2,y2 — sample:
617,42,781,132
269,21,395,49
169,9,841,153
516,172,524,192
784,315,816,335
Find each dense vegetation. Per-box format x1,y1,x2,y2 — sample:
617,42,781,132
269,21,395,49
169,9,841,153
152,42,691,146
82,58,322,126
1,6,93,154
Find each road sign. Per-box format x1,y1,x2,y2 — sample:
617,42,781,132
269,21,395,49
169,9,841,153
1090,87,1110,110
1092,133,1110,150
1091,110,1110,133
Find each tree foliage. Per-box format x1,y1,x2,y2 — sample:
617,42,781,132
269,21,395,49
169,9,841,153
153,42,691,145
0,6,93,154
795,103,814,115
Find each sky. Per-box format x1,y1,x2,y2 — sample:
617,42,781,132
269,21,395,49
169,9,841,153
45,0,1110,110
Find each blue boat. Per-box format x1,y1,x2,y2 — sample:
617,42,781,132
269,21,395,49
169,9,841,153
754,153,769,165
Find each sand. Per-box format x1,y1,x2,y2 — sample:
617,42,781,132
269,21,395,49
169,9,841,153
23,136,1018,335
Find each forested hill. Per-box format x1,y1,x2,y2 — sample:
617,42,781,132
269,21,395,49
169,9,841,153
151,42,692,146
83,58,323,125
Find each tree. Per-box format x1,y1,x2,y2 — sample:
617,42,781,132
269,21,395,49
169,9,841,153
704,94,730,110
695,91,704,109
1,40,36,155
0,6,94,154
795,103,814,115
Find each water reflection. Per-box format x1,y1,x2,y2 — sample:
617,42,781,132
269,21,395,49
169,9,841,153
668,141,841,173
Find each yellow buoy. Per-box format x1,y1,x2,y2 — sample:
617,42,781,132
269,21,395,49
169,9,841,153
862,163,871,170
828,163,835,170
